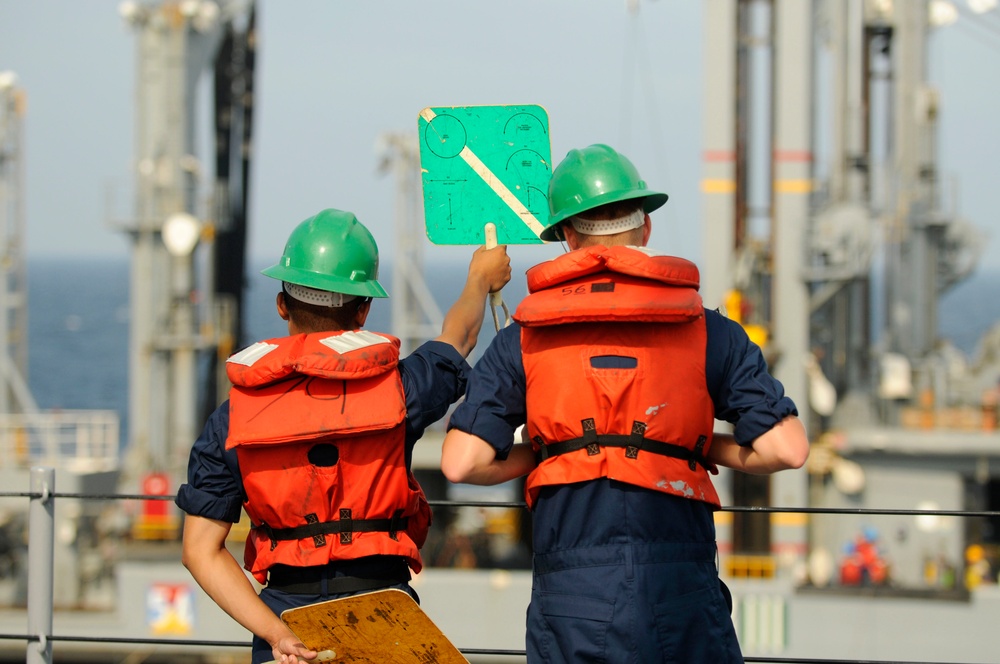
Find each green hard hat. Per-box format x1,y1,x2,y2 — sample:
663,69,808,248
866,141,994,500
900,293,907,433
261,208,388,298
541,144,668,242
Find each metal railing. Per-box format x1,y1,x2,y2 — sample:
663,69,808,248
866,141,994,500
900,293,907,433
0,412,119,472
0,468,997,664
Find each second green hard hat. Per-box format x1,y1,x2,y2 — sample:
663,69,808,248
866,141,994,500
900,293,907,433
541,144,668,242
261,208,388,298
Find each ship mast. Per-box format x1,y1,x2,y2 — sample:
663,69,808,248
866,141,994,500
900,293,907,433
377,132,444,357
700,0,985,602
0,71,35,418
117,0,254,513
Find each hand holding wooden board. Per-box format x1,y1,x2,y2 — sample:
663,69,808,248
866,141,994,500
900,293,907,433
261,589,468,663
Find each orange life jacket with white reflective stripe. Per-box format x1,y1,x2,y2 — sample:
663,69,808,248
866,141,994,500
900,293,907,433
225,330,431,584
514,246,720,509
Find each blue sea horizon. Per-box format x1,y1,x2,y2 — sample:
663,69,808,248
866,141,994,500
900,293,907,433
22,255,1000,448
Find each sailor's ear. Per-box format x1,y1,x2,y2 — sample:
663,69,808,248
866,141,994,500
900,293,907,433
276,292,290,321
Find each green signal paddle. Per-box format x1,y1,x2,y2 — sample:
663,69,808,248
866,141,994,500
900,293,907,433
418,105,552,329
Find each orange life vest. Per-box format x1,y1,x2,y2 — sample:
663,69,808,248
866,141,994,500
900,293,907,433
225,330,431,584
514,245,720,509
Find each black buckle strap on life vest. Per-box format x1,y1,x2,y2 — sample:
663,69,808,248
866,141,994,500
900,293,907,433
388,509,404,541
255,511,411,547
535,424,712,472
691,435,708,471
339,508,353,544
582,418,599,456
307,513,325,547
625,420,647,459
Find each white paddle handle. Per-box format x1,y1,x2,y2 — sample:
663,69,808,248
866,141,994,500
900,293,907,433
483,223,510,329
484,223,498,248
484,223,500,305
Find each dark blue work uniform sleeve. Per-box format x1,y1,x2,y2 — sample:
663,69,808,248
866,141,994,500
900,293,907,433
176,339,471,522
175,401,245,523
399,340,471,440
703,308,798,445
446,324,525,460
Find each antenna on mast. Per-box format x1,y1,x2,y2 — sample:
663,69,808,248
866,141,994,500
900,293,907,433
376,132,444,358
0,71,38,417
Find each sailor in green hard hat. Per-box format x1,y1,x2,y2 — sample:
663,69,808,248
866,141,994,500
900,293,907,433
178,208,511,664
263,207,389,298
260,208,389,331
441,144,808,663
539,142,668,243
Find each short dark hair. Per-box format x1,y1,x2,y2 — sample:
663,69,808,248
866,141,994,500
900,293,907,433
575,199,645,221
281,287,370,332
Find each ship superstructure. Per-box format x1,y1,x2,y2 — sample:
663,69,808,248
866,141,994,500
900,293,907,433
0,1,999,663
115,0,256,530
700,1,1000,659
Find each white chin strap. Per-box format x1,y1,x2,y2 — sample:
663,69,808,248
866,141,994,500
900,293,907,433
283,282,356,308
570,208,645,236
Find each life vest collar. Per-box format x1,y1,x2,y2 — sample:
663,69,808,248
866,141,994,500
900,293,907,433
227,329,400,388
525,245,700,293
515,246,703,327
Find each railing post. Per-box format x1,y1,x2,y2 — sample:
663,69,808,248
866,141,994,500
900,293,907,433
26,467,54,664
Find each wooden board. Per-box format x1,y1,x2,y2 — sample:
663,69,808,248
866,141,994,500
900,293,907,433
278,588,468,663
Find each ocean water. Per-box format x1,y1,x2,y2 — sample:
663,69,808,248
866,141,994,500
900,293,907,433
23,255,532,442
23,256,1000,439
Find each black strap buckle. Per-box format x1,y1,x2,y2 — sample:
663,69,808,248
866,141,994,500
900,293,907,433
259,522,278,551
304,513,325,547
388,509,404,541
625,421,646,459
582,418,600,455
690,435,707,471
533,435,547,461
339,508,353,544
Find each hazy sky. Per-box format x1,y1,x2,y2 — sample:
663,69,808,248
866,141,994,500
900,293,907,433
1,0,999,274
